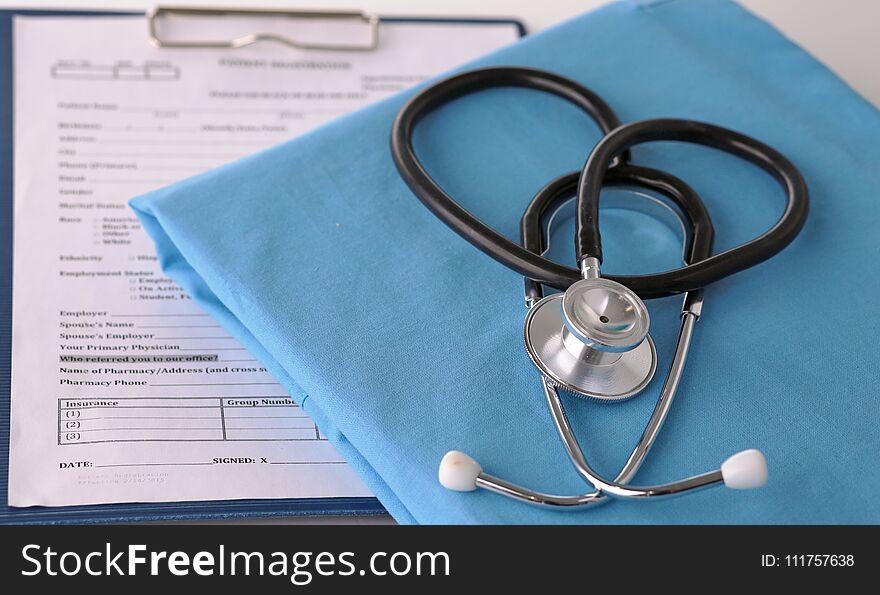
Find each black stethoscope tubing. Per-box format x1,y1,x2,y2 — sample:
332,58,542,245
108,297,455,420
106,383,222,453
390,66,809,299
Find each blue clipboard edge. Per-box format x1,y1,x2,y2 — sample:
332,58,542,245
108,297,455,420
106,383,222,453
0,9,525,525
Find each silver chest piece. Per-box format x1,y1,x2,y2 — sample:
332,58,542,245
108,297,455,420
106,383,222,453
523,275,657,401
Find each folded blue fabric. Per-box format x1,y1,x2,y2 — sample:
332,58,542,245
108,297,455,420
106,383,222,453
131,0,880,523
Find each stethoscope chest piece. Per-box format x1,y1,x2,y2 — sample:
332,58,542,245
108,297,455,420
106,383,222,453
524,277,657,401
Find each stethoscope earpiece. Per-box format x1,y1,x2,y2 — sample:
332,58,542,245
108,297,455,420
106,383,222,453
721,449,768,490
438,451,481,492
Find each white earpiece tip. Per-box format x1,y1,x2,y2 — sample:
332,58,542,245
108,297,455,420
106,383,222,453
721,449,768,489
438,451,482,492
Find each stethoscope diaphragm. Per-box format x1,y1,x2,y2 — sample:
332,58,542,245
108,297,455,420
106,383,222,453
523,282,656,401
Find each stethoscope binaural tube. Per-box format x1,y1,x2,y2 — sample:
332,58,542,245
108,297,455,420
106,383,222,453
439,168,767,505
441,339,768,505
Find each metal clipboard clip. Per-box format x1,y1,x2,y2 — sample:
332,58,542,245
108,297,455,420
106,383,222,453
147,6,380,51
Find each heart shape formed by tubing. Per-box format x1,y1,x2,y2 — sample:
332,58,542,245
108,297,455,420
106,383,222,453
391,67,809,299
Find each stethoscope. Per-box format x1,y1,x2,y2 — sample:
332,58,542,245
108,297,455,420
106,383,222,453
391,67,809,508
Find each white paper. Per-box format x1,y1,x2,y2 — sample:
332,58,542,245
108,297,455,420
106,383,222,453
9,15,519,507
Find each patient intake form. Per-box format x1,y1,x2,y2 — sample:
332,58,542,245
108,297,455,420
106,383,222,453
9,16,519,506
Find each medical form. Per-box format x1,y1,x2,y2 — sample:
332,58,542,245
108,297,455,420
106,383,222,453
8,15,519,507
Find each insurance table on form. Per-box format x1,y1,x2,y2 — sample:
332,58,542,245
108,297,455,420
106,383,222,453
58,397,326,446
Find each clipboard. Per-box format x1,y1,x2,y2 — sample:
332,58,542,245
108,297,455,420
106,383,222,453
0,7,525,525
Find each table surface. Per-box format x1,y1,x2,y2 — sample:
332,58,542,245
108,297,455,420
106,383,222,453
3,0,876,523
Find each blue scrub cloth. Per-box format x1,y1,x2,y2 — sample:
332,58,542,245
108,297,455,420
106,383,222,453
131,0,880,524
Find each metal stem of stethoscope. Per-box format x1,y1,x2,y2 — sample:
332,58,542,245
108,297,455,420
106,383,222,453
446,294,710,506
442,292,766,507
